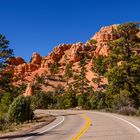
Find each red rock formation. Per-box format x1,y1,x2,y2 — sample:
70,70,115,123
47,44,72,64
91,25,118,42
30,52,42,65
91,24,119,56
5,24,121,90
70,42,92,62
7,57,25,65
13,53,42,77
41,56,48,68
24,83,34,96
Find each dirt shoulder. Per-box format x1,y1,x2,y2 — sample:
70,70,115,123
0,112,55,139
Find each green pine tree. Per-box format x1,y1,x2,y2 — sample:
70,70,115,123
73,53,89,95
49,61,59,80
64,63,73,86
91,55,107,88
0,34,13,69
106,22,140,107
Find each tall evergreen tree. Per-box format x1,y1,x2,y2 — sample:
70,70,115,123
0,34,13,69
91,55,107,88
49,61,59,79
0,34,13,92
64,63,73,86
106,22,140,107
73,53,89,95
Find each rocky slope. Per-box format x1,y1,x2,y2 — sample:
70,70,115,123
5,24,120,94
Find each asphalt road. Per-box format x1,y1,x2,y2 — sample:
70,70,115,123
1,110,140,140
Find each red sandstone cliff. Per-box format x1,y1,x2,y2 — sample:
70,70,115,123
5,24,121,94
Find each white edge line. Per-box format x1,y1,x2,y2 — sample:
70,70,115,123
111,115,140,132
23,116,65,140
93,112,140,133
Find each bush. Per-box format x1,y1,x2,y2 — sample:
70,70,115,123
88,39,97,44
136,108,140,116
8,96,34,124
0,115,5,130
63,92,77,108
55,95,66,109
77,95,84,109
118,106,137,116
90,91,107,110
82,101,91,110
31,91,54,109
0,114,9,130
0,92,13,113
55,84,64,94
112,90,132,111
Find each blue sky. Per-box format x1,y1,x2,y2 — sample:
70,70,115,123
0,0,139,61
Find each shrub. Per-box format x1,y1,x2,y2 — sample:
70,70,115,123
0,114,9,130
0,92,13,113
35,74,45,84
90,91,107,110
136,108,140,116
8,96,34,124
0,115,5,130
112,90,133,111
88,39,97,44
63,92,77,108
77,94,86,108
82,101,91,110
118,106,137,116
55,84,64,94
31,91,54,109
55,95,66,109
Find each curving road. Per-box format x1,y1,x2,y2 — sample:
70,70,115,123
1,110,140,140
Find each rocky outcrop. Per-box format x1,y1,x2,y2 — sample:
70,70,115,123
92,24,119,56
69,42,92,63
24,83,34,96
12,53,42,77
30,52,42,65
6,24,120,86
7,57,25,65
47,44,72,64
14,63,39,76
91,25,118,42
41,56,48,68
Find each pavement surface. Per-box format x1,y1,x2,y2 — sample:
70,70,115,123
1,110,140,140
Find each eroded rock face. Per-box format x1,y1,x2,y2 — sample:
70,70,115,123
14,63,39,76
91,24,119,56
41,56,48,68
24,83,34,96
70,42,92,62
47,44,72,64
91,25,118,42
30,52,42,65
7,57,25,65
6,24,120,86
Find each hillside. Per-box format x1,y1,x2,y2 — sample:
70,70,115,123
5,24,140,95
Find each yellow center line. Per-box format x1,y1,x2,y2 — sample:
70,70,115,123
71,114,92,140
